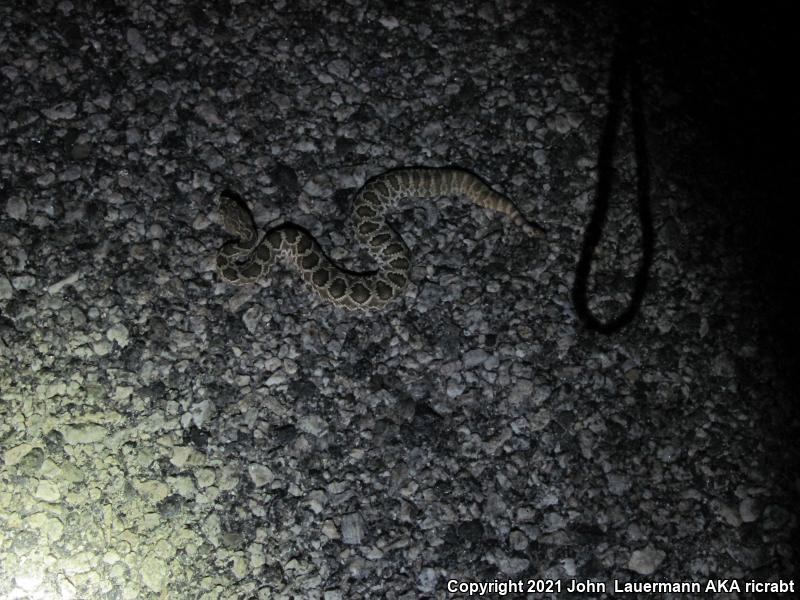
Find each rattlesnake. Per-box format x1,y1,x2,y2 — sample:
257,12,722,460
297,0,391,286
215,167,545,310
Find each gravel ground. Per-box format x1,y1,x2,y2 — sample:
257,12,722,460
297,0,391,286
1,1,797,599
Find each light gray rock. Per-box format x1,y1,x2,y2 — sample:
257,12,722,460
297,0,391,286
628,545,666,575
341,513,365,545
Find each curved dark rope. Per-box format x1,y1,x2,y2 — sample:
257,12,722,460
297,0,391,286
571,5,654,333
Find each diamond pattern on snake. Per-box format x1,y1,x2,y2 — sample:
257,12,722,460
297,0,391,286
215,167,546,310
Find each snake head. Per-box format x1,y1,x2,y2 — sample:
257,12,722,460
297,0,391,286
217,190,257,241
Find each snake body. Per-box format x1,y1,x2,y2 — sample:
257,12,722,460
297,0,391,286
216,167,545,310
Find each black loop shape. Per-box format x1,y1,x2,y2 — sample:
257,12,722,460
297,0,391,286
571,6,654,334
